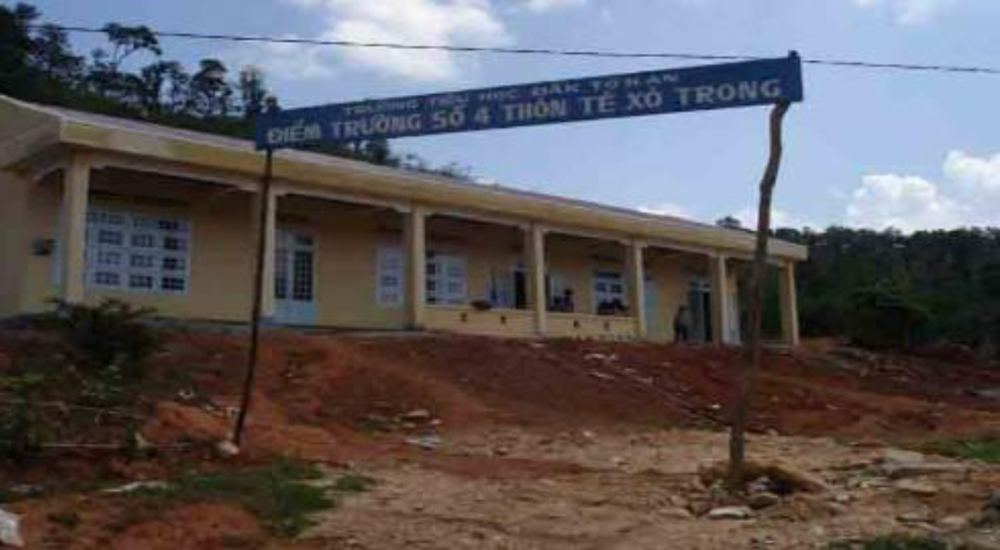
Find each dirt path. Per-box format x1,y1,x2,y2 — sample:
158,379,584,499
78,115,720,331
307,429,998,549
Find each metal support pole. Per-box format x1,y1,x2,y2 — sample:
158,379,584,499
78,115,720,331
728,100,791,491
233,148,274,446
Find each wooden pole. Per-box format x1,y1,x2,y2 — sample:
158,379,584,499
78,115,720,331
727,100,791,491
233,148,274,446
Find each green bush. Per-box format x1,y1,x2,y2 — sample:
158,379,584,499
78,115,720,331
127,460,352,538
829,536,946,550
0,373,48,464
847,282,932,350
41,299,160,376
927,435,1000,464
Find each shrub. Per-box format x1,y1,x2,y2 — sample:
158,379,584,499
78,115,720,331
0,373,48,464
847,282,932,350
41,299,160,376
126,460,353,538
829,536,946,550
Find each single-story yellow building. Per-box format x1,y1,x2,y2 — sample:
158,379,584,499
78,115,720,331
0,94,807,344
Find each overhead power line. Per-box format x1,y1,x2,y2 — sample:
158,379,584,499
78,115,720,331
30,23,1000,76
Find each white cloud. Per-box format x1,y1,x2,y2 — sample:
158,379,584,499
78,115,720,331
846,174,965,231
845,150,1000,232
522,0,588,12
638,201,694,219
222,36,336,81
851,0,958,24
944,150,1000,194
280,0,513,82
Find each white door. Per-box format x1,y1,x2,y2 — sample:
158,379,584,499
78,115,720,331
275,229,317,326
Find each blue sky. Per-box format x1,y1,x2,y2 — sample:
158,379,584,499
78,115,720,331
21,0,1000,231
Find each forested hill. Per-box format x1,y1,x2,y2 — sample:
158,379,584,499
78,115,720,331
775,227,1000,357
0,3,472,179
2,4,998,357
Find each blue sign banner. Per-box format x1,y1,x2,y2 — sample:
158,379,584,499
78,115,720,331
256,53,803,150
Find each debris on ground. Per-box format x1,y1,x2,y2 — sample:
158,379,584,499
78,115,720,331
101,481,169,494
0,508,23,548
5,330,1000,549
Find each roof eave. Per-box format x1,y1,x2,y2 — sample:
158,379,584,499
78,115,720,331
51,112,808,262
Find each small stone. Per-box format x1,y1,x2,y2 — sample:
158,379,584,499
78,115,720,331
824,503,850,516
939,515,969,529
134,432,153,452
894,479,938,496
215,439,240,457
102,481,169,494
880,449,926,464
898,511,929,524
401,409,432,422
832,493,852,504
494,446,511,456
0,508,23,548
406,435,442,451
662,507,694,520
667,495,688,508
708,506,753,520
748,492,781,510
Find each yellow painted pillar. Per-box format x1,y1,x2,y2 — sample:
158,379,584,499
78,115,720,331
709,254,732,345
525,223,548,336
405,206,427,330
259,187,279,318
779,262,801,347
60,154,91,303
627,240,647,339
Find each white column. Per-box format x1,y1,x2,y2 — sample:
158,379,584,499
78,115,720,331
405,206,427,330
525,223,548,336
709,254,732,345
259,187,279,318
60,154,91,303
627,241,647,339
779,262,801,346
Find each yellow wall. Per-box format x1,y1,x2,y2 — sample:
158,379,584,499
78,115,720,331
18,171,61,314
645,253,711,343
83,172,257,321
2,167,738,341
9,168,257,321
0,170,32,317
425,306,535,337
278,196,408,330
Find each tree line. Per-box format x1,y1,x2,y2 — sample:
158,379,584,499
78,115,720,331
0,3,474,178
771,226,1000,358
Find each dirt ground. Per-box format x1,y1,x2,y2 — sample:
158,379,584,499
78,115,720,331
5,330,1000,549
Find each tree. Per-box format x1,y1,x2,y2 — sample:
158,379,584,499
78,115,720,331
190,58,233,117
0,3,42,96
848,281,931,349
101,23,161,73
28,24,84,85
237,66,270,120
137,60,184,116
